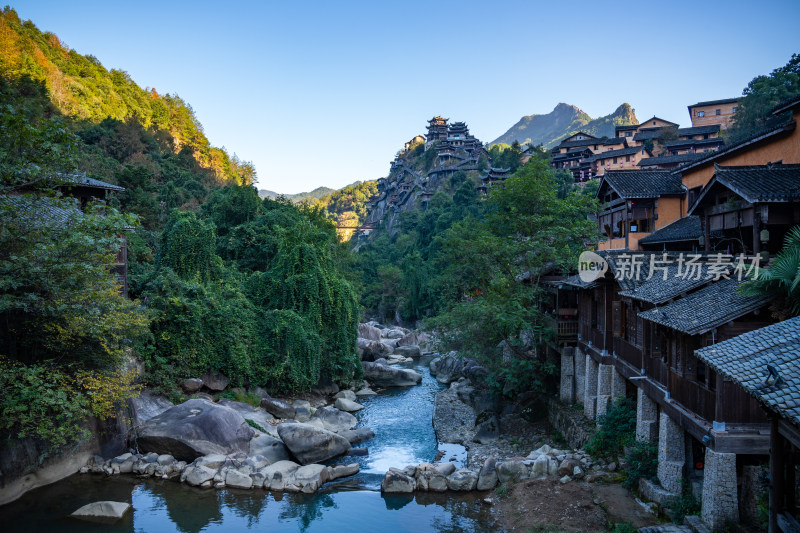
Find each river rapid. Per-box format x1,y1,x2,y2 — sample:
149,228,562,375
0,357,496,532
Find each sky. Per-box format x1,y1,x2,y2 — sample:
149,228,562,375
10,0,800,194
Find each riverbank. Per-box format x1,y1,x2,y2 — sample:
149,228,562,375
429,357,659,532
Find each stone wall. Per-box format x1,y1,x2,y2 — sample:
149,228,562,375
547,399,595,450
657,412,685,494
701,449,739,530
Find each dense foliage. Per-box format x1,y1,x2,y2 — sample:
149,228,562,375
728,53,800,143
740,225,800,319
584,398,636,459
356,151,597,394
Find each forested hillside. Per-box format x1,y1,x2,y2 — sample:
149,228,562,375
0,7,361,450
492,103,638,148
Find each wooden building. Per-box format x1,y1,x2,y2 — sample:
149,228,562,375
595,170,684,251
688,98,739,129
426,116,449,142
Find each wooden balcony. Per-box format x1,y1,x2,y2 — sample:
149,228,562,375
669,370,716,423
613,336,642,370
545,315,578,342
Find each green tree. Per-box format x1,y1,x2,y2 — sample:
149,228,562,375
740,225,800,319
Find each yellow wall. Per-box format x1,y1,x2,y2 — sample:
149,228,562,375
689,102,738,129
654,197,683,230
681,116,800,190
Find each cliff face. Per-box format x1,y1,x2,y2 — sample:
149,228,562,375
491,103,638,148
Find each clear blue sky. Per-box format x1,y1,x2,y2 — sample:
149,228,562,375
10,0,800,194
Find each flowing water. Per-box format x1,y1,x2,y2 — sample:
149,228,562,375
0,357,496,532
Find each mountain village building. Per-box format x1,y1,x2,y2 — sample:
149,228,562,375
688,98,740,130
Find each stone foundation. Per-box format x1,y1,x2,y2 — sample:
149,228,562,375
636,389,658,443
700,449,739,531
560,347,575,404
583,355,599,420
574,348,586,404
657,412,685,494
547,399,595,450
611,366,626,398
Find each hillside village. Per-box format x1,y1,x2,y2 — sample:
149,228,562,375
355,93,800,532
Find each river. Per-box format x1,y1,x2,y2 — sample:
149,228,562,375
0,357,496,532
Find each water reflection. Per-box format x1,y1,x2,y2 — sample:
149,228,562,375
0,360,497,532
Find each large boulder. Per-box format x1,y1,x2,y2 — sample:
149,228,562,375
70,501,131,522
181,378,203,393
496,460,530,483
334,398,364,412
338,428,375,444
200,371,229,391
381,468,415,493
358,323,382,341
382,328,407,339
261,460,300,491
429,352,467,384
473,415,500,444
362,361,422,388
477,456,498,490
335,390,357,402
310,406,357,432
249,434,291,463
293,464,329,493
357,338,393,362
277,423,351,465
137,399,254,461
225,468,254,489
447,469,479,491
127,391,174,426
393,345,421,358
260,396,296,419
396,332,419,347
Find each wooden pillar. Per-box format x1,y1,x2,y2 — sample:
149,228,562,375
753,210,762,256
788,446,797,515
770,416,785,533
704,214,711,252
624,201,630,250
715,373,725,422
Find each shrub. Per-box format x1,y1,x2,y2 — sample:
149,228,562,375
623,440,658,489
584,398,636,459
666,479,701,522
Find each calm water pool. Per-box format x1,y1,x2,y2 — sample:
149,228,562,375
0,358,496,532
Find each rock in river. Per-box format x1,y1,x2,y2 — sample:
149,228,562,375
70,501,131,522
362,361,422,388
310,406,358,432
334,398,364,412
277,422,351,465
137,399,254,461
260,396,296,419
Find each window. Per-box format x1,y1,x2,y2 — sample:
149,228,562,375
697,111,705,117
716,109,721,115
626,155,631,162
626,132,631,137
653,121,657,125
613,157,618,164
733,106,738,113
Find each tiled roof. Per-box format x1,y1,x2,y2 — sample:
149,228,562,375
62,173,125,192
638,153,706,167
664,137,725,148
772,94,800,115
619,261,717,304
711,164,800,202
559,273,597,290
600,170,684,198
689,98,739,108
633,129,668,141
638,216,703,245
677,125,722,137
0,194,82,227
555,138,602,149
638,278,772,335
603,137,626,145
588,146,646,162
696,316,800,425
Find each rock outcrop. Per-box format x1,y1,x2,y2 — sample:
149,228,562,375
277,423,351,465
362,361,422,388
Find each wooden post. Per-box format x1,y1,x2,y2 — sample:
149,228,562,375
704,214,711,252
753,210,762,256
789,446,797,515
771,416,785,533
625,201,630,250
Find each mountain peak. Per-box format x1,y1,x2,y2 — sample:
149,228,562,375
491,103,638,148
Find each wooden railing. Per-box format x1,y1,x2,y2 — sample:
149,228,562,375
643,354,669,387
545,315,579,341
669,371,715,423
613,336,642,369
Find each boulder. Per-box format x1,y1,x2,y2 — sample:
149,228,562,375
334,398,364,412
338,428,375,444
181,378,204,393
477,456,498,490
249,434,291,463
328,463,359,481
127,391,174,426
429,352,466,384
473,415,500,444
200,371,229,391
415,464,448,492
277,423,351,465
312,378,339,396
357,339,392,362
311,406,358,432
496,460,530,483
225,468,254,489
184,465,217,486
362,361,422,388
558,459,579,478
381,468,415,493
358,323,383,341
393,345,421,358
261,460,300,491
447,469,479,491
294,464,329,493
356,388,377,397
260,396,296,420
335,390,357,402
396,332,419,347
137,399,254,461
294,407,311,422
434,462,456,476
382,328,407,339
70,501,131,522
